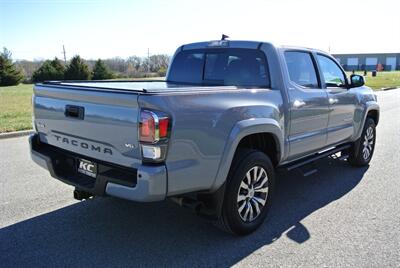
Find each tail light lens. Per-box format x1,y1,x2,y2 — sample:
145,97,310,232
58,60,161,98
158,117,169,138
140,111,156,143
139,110,170,143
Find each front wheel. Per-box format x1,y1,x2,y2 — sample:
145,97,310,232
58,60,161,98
216,150,275,235
348,118,376,166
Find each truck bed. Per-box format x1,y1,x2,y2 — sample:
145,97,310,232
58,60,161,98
32,79,246,172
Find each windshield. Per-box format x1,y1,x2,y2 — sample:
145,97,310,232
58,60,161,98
167,48,270,87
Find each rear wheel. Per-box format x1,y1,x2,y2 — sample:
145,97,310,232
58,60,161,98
348,118,376,166
216,149,275,235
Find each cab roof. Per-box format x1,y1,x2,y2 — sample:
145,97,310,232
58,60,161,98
180,40,329,55
181,40,273,50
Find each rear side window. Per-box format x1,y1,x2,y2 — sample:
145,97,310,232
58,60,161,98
284,51,319,88
168,48,270,87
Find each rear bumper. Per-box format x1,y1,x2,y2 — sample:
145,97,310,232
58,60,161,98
29,134,167,202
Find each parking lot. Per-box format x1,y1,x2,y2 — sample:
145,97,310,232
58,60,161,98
0,89,399,267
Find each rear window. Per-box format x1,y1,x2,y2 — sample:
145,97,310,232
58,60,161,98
167,48,270,87
284,51,319,88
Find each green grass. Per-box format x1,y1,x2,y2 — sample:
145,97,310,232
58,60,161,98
347,71,400,90
0,72,399,133
0,84,33,133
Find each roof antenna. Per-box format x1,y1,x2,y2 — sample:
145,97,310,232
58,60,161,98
221,34,229,40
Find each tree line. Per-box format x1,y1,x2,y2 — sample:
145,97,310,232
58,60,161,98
0,47,170,86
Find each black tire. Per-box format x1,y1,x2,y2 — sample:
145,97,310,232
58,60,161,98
348,118,376,166
216,149,275,235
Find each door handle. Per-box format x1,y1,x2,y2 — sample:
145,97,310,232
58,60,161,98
293,99,306,108
329,98,339,105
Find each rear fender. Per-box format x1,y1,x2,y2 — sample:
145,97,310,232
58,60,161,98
210,118,284,191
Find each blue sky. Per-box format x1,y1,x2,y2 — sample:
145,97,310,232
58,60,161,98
1,0,399,60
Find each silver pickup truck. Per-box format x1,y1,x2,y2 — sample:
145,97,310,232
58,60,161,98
30,40,379,235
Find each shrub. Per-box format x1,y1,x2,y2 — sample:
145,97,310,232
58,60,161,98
32,58,65,82
157,66,167,77
92,59,114,80
0,47,24,86
64,55,90,80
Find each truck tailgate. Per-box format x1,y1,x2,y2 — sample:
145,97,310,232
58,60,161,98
33,84,142,168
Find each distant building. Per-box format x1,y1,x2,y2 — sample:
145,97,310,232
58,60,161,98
332,53,400,71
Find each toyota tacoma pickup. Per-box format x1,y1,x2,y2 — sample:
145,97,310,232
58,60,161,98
30,40,379,235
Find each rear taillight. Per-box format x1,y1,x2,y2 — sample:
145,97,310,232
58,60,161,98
139,110,170,162
139,110,170,143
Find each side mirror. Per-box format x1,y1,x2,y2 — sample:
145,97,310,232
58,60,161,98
350,74,365,88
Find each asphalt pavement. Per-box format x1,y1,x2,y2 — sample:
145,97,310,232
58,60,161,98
0,89,399,267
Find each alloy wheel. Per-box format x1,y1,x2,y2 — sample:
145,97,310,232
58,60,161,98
237,166,269,222
362,126,374,160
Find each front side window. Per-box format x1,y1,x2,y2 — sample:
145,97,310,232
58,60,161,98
317,55,346,87
284,51,319,88
168,48,270,87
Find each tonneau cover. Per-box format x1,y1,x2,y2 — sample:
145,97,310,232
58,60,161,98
42,80,238,93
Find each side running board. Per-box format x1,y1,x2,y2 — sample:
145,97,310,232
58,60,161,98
282,144,351,173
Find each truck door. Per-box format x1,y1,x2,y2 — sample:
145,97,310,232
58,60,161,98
284,51,330,159
315,54,357,146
